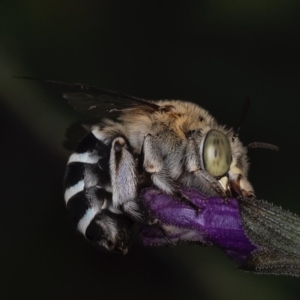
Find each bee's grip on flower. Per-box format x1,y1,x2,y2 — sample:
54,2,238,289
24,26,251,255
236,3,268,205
139,187,300,277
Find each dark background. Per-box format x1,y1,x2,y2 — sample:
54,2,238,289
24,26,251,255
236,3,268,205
1,1,299,299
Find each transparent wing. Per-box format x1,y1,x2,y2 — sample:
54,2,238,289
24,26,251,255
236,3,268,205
14,77,161,117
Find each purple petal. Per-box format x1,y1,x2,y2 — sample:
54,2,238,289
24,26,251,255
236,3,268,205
140,187,257,265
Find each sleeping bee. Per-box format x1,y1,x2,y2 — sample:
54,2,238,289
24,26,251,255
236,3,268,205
14,76,261,253
55,80,258,254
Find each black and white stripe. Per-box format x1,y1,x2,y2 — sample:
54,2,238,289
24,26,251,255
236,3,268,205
64,132,133,254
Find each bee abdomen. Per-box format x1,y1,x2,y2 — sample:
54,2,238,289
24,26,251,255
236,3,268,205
64,132,132,253
85,210,132,254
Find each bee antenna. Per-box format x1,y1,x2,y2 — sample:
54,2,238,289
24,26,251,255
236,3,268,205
232,97,250,141
247,142,279,151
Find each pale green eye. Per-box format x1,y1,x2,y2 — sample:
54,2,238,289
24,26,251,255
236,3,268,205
202,129,232,177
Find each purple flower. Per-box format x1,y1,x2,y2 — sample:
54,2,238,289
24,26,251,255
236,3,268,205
139,187,300,277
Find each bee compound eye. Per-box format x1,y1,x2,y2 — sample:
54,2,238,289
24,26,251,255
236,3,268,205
202,129,232,177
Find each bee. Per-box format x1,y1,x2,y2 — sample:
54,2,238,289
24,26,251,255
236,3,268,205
15,75,263,253
56,80,258,254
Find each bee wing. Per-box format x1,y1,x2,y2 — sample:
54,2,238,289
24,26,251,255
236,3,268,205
14,77,160,117
63,90,158,117
61,83,161,116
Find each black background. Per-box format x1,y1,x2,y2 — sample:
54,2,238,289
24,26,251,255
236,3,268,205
1,1,299,299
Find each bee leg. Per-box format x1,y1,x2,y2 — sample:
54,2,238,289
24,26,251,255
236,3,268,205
193,170,229,200
175,191,202,215
142,135,200,213
159,228,176,247
143,134,178,195
148,219,177,247
110,137,142,221
93,127,143,218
